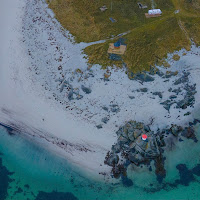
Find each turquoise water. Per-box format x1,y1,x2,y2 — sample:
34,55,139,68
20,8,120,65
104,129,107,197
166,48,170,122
0,124,200,200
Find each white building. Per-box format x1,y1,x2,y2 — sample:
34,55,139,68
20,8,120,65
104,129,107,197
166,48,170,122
148,9,162,15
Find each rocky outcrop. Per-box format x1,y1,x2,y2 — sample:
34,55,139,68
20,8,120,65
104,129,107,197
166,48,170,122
105,119,199,182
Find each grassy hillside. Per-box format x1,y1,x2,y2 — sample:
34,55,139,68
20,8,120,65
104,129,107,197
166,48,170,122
47,0,200,72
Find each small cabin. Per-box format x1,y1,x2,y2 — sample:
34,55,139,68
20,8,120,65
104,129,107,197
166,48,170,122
145,9,162,18
148,9,162,15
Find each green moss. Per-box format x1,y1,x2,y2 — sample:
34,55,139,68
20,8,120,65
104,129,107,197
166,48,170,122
173,54,181,61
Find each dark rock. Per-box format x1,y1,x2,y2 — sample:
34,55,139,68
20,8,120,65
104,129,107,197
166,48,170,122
160,100,174,111
144,125,151,132
170,124,182,137
156,70,165,77
179,138,184,142
129,72,155,82
117,136,129,144
165,71,178,78
153,92,162,98
68,90,74,100
112,164,126,179
174,72,190,85
112,144,121,154
110,104,120,113
169,95,177,99
181,127,198,142
137,88,148,92
76,94,83,100
101,117,109,124
172,88,181,95
168,88,172,92
129,96,135,99
105,152,119,167
102,106,108,111
81,85,91,94
96,124,103,129
184,112,191,116
128,153,144,165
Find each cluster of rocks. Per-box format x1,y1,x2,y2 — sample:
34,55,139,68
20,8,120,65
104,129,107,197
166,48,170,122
158,71,196,111
55,68,93,101
128,71,155,82
96,105,121,128
105,120,199,181
176,83,196,109
127,68,197,113
127,66,180,83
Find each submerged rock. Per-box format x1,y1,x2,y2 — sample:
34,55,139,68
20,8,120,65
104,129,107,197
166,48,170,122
181,126,198,142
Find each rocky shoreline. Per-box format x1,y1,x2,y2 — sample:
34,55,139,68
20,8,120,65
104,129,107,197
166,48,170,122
105,119,199,183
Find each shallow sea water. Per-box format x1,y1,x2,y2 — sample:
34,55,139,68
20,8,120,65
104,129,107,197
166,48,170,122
0,123,200,200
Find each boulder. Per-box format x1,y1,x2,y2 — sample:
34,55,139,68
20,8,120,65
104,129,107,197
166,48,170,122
153,92,162,98
105,154,119,167
81,85,91,94
129,96,135,99
68,90,74,100
110,104,120,113
96,124,102,129
101,117,109,124
170,124,182,137
137,88,148,92
112,144,121,154
102,106,108,111
118,136,129,144
128,153,144,165
169,95,177,99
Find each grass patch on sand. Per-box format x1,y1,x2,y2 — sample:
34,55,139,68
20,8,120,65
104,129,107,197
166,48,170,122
85,16,190,72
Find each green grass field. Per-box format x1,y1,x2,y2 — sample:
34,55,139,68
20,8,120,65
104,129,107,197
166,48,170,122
47,0,200,72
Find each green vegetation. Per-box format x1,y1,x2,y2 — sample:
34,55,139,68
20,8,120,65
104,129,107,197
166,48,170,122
173,54,181,61
47,0,200,73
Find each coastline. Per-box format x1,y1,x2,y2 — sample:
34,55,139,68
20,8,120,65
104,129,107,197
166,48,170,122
0,0,200,182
